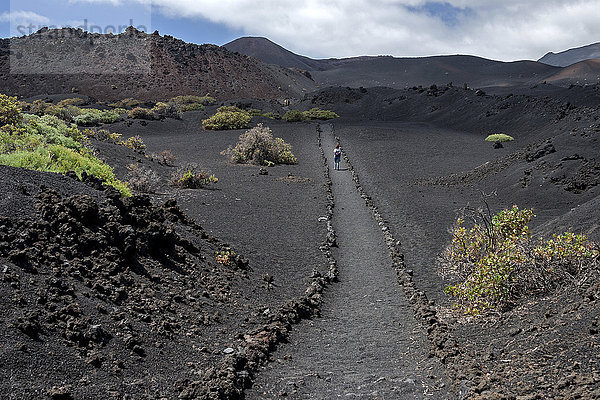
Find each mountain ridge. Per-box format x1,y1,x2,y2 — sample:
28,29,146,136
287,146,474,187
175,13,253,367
539,42,600,67
0,28,316,101
226,36,589,89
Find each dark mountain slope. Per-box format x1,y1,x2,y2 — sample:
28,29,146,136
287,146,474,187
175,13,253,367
544,59,600,86
224,36,325,71
539,42,600,67
0,28,316,101
310,55,560,89
226,36,600,89
223,37,575,89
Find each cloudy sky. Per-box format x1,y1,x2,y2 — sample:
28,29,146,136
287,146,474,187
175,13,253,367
1,0,599,61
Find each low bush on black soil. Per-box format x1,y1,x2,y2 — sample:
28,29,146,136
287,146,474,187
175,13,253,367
282,110,305,122
74,110,120,126
128,107,156,120
262,112,280,120
126,163,160,193
439,203,599,314
109,98,143,109
282,108,339,122
221,123,297,166
171,163,218,188
119,136,146,154
0,93,131,195
0,93,22,125
23,99,120,126
152,102,181,119
57,98,86,107
150,150,178,166
485,133,514,148
202,106,251,130
178,103,204,112
82,128,122,144
170,94,215,106
302,107,339,120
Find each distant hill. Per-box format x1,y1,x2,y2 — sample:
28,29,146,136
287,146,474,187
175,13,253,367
309,55,560,89
225,37,569,89
224,36,325,71
538,42,600,67
544,59,600,86
0,28,316,101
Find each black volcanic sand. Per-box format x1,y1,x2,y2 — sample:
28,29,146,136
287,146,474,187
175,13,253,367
245,125,451,399
2,84,600,399
110,114,330,310
0,113,332,398
0,172,257,398
335,114,600,398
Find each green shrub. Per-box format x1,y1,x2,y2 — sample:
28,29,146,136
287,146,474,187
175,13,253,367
112,107,128,116
178,103,204,112
0,124,44,153
119,136,146,153
57,98,85,107
128,107,155,120
46,105,84,123
99,110,120,124
302,107,339,120
485,134,514,143
171,95,200,104
0,145,130,196
168,94,216,112
440,205,599,314
169,95,215,107
262,112,281,120
202,108,252,130
171,163,218,188
74,109,120,126
151,102,180,119
24,101,84,122
82,128,122,144
248,108,263,117
197,94,216,106
110,98,142,109
34,115,82,150
282,110,306,122
26,100,51,116
217,105,245,113
73,113,100,127
222,123,297,165
0,92,130,196
0,94,23,126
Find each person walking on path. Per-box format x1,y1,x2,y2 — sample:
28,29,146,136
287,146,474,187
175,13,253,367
334,144,342,170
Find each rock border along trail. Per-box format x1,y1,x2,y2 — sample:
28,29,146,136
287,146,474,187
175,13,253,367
246,124,451,399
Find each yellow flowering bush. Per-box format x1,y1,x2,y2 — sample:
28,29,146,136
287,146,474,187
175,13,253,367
440,205,598,314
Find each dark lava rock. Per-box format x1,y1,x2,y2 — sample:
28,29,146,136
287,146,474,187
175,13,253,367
526,141,556,162
48,386,73,400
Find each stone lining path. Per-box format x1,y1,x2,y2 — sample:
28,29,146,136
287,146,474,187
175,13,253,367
245,125,450,399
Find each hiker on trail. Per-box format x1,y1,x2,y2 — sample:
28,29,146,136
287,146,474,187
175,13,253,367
334,144,341,170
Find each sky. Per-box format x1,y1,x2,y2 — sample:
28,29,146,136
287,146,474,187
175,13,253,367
0,0,599,62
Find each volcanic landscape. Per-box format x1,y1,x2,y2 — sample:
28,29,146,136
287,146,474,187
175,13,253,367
1,28,600,399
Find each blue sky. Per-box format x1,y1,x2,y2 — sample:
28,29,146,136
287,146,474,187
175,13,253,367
0,0,242,45
1,1,599,61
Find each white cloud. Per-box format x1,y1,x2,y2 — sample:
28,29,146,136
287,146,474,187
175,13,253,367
38,1,600,60
66,0,124,5
0,10,50,25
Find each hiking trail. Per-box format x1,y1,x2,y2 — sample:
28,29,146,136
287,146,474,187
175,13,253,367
245,124,450,399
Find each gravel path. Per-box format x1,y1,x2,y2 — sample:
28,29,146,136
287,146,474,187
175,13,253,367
246,125,450,399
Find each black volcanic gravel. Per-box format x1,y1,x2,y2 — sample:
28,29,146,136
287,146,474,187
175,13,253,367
1,83,600,399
